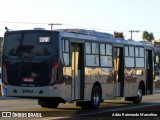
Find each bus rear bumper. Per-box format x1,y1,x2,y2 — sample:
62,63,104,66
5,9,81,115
2,85,71,101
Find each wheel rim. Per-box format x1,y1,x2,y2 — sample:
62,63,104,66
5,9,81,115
93,91,100,105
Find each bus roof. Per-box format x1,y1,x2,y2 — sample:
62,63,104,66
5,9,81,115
56,29,114,38
4,29,153,48
57,29,153,48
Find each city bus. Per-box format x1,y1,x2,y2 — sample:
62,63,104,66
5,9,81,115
1,29,154,110
154,41,160,76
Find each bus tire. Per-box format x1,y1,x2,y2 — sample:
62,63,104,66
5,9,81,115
80,86,101,110
40,103,59,108
90,86,101,109
38,99,59,108
132,84,143,104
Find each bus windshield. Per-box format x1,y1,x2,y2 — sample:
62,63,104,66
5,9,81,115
2,31,55,87
4,33,53,57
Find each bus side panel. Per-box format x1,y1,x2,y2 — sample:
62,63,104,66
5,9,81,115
124,68,145,97
101,84,114,99
84,84,114,101
84,67,114,100
49,84,72,101
124,68,136,97
84,83,93,101
127,83,138,97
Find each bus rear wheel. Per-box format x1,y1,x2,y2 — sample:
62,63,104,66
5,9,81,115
132,85,143,104
80,86,101,110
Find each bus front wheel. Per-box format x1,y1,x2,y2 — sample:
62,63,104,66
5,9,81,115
38,99,59,108
40,103,59,108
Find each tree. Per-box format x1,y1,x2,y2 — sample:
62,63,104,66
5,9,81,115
114,31,124,39
142,31,154,42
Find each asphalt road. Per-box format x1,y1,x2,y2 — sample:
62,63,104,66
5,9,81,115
1,93,160,120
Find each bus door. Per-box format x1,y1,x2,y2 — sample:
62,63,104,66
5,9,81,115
146,50,153,94
71,43,84,100
113,47,124,97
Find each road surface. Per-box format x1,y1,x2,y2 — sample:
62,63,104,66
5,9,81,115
0,93,160,120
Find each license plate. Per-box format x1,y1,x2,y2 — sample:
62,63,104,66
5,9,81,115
22,89,33,93
23,78,34,82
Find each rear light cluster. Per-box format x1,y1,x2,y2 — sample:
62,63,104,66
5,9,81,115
1,85,8,96
2,64,8,85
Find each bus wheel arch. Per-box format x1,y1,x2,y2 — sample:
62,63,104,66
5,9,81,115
91,82,102,104
38,97,65,108
125,80,145,104
132,81,144,104
89,82,102,109
139,80,145,95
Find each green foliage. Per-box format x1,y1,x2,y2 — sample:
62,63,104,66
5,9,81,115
142,31,154,42
114,31,124,39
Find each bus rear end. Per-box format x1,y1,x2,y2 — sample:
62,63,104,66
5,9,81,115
1,30,61,99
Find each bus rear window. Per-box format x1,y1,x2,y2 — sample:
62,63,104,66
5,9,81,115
4,33,53,57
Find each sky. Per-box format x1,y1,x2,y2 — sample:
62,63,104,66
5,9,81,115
0,0,160,41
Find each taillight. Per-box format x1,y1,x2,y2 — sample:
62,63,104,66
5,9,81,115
2,64,8,85
1,84,8,96
50,64,58,85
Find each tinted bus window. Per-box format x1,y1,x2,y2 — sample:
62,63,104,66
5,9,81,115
4,33,53,57
62,39,70,66
4,34,21,56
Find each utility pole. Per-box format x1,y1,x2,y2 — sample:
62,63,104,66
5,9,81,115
48,23,62,30
129,30,140,40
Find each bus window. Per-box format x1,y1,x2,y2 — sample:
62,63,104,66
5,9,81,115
100,43,112,67
4,33,53,57
106,44,112,55
85,42,91,54
92,43,99,54
4,34,21,56
135,47,139,57
125,46,135,68
85,42,99,66
100,44,105,55
136,58,145,68
125,46,129,56
129,46,134,57
139,48,144,57
62,39,70,66
135,47,145,68
3,32,54,87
